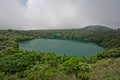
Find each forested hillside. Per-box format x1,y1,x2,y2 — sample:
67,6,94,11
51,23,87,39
0,26,120,80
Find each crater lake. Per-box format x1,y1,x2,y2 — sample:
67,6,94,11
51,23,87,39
19,38,104,57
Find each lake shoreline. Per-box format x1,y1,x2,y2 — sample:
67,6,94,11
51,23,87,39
19,38,104,57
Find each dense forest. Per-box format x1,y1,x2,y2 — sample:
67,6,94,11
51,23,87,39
0,25,120,80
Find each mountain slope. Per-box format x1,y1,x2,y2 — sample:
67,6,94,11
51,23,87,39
89,58,120,80
81,25,112,32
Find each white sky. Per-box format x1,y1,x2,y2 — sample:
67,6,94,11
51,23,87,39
0,0,120,30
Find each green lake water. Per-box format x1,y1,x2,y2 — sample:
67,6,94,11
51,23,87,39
19,38,104,57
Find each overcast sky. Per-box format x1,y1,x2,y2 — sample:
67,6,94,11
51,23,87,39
0,0,120,30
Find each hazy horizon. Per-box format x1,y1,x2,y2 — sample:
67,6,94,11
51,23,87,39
0,0,120,30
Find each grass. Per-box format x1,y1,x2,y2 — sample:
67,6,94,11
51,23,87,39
89,58,120,80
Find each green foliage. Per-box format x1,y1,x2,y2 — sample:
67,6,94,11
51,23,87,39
89,58,120,80
62,57,90,74
0,26,120,80
0,51,91,80
77,73,89,80
0,72,4,80
96,48,120,59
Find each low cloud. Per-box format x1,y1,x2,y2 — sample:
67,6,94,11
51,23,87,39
0,0,120,30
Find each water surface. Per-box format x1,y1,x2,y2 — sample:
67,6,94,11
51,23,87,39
19,38,104,57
